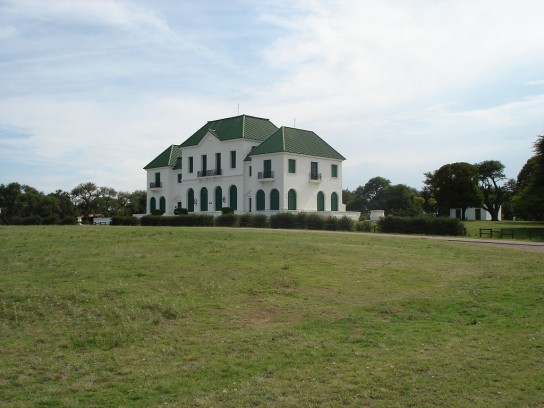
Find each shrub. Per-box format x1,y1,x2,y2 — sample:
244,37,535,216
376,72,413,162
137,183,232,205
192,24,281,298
270,212,296,229
337,216,354,231
42,215,60,225
305,213,325,230
174,208,188,215
21,215,43,225
378,215,465,236
221,207,234,214
250,214,269,228
111,216,139,226
141,214,214,227
356,221,375,232
60,216,78,225
215,213,238,227
151,210,164,216
323,216,338,231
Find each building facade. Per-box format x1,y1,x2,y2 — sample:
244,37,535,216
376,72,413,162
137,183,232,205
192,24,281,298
144,114,350,216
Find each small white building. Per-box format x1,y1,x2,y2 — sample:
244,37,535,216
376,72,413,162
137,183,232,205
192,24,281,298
450,207,501,221
144,114,357,218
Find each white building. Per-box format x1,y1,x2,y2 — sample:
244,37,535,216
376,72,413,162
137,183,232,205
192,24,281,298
144,114,354,217
450,207,501,221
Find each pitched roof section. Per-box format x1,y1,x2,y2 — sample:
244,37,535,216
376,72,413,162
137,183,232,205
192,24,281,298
180,114,278,147
143,145,182,169
248,127,346,160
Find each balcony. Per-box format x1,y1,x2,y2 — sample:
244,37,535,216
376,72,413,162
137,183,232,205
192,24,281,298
197,169,222,177
310,172,322,181
150,182,162,188
258,171,275,180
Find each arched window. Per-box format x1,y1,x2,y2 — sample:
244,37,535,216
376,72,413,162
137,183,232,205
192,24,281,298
229,185,237,210
317,191,325,211
288,189,297,210
256,190,265,211
200,187,208,211
215,186,222,211
150,197,156,213
331,192,339,211
270,189,280,211
159,196,166,213
187,189,195,212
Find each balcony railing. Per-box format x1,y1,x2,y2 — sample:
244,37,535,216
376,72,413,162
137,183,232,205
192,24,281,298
258,171,274,179
310,172,322,181
197,169,222,177
150,182,162,188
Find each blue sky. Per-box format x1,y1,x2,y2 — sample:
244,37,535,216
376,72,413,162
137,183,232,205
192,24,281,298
1,0,544,193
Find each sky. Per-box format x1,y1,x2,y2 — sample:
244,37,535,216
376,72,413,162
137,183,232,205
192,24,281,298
1,0,544,194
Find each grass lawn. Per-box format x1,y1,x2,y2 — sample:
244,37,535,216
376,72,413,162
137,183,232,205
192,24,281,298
1,226,543,407
463,220,544,241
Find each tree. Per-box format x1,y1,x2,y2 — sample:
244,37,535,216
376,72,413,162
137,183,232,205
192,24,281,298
512,135,544,220
0,182,22,223
424,162,483,220
353,176,391,213
475,160,507,221
374,184,422,216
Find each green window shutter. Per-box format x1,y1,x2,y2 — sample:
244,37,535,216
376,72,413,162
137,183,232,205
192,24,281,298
200,188,208,211
288,159,296,173
159,196,166,213
230,151,236,168
215,186,222,211
201,155,207,173
177,173,182,183
150,197,156,212
256,190,265,211
331,192,338,211
188,189,195,212
249,166,252,177
317,191,325,211
189,157,194,173
288,189,297,210
229,185,238,210
331,164,338,178
270,189,280,210
155,172,161,184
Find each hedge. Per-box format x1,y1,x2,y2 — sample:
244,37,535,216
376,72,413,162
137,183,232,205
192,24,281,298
377,215,465,236
111,216,139,226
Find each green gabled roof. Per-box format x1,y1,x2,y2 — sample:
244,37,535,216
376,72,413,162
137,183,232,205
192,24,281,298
180,114,278,147
143,145,182,169
248,127,345,160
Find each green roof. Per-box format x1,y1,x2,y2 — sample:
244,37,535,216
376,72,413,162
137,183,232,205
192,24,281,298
248,127,345,160
143,145,182,169
180,114,278,147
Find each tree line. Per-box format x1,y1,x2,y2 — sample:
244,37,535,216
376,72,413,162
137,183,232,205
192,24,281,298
0,182,146,225
344,135,544,221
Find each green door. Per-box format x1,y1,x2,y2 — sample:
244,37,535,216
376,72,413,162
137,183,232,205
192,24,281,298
270,189,279,210
264,159,272,178
150,197,156,213
331,192,339,211
229,185,237,210
256,190,265,211
317,191,325,211
215,186,222,211
200,188,208,211
288,189,297,210
188,189,194,212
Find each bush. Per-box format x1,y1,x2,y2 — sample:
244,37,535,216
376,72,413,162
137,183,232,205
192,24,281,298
378,215,465,236
111,216,139,226
174,208,188,215
21,215,43,225
323,216,338,231
151,209,164,216
356,221,375,232
60,216,78,225
337,216,354,231
140,214,214,227
42,215,60,225
305,213,325,230
215,213,238,227
250,214,269,228
221,207,234,214
270,212,296,229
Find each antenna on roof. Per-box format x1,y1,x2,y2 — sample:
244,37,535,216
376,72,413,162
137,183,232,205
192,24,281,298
237,103,240,115
293,118,296,128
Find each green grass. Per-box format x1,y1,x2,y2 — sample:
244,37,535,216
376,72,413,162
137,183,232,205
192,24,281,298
463,220,544,240
1,226,543,407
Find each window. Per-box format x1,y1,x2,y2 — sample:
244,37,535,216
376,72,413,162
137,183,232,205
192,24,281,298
150,197,156,213
256,190,265,211
331,192,338,211
230,150,236,168
249,166,252,177
215,153,221,172
331,164,338,178
175,157,182,169
264,159,272,178
177,173,182,183
177,201,182,209
201,155,207,173
270,189,279,211
288,189,297,210
159,197,166,213
187,188,195,212
215,186,222,211
229,185,238,210
310,162,320,180
317,191,325,211
200,187,208,212
189,157,194,173
288,159,296,173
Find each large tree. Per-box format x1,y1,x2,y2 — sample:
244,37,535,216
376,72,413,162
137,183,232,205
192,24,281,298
475,160,507,221
424,162,483,220
512,136,544,220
